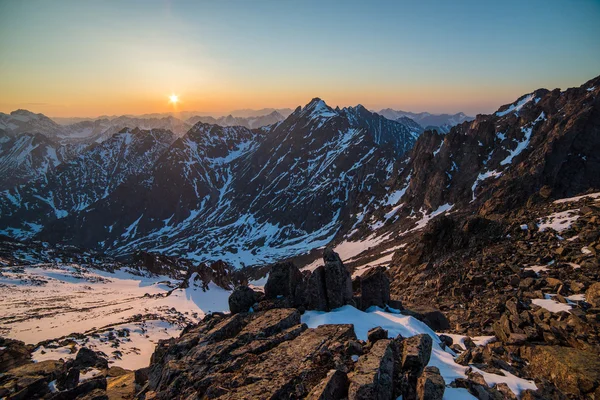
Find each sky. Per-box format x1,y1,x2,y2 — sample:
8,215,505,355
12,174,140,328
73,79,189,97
0,0,599,118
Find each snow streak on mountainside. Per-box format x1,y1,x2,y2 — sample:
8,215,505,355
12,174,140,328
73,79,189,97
29,99,419,267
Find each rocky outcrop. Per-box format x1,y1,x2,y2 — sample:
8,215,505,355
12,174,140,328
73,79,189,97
143,307,354,399
139,300,453,400
263,249,357,312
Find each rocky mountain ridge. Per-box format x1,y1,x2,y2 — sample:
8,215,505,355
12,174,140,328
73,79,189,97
0,98,420,267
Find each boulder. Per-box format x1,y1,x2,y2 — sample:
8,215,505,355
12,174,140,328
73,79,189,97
360,266,390,309
367,327,388,344
349,339,395,400
50,376,108,400
228,285,257,314
438,334,453,348
323,248,353,309
416,366,445,400
57,367,80,391
403,306,450,331
401,334,433,374
73,347,108,370
586,282,600,307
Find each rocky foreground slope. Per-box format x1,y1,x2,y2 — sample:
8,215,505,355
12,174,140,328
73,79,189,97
2,229,599,399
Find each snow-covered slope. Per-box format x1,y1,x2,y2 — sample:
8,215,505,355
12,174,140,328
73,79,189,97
0,262,231,369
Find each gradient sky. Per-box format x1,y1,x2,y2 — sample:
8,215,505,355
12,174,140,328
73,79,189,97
1,0,599,117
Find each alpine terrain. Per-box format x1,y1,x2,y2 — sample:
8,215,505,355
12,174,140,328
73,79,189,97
1,74,599,400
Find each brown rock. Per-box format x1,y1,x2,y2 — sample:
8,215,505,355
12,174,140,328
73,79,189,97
307,369,349,400
106,371,135,400
522,345,600,397
416,366,445,400
0,338,31,373
586,282,600,307
349,339,395,400
401,334,433,373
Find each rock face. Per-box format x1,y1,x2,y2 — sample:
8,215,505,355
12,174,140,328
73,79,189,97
305,265,329,311
306,369,349,400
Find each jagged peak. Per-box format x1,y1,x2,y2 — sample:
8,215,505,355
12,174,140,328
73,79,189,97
297,97,337,119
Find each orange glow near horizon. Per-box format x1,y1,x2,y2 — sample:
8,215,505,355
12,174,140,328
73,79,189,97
0,83,536,119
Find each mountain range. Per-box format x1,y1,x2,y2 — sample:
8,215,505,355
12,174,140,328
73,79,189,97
377,108,474,132
1,76,598,270
1,75,599,400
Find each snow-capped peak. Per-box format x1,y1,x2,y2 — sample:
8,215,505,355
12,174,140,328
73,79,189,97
300,98,337,119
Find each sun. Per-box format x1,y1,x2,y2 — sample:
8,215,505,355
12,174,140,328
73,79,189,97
169,94,179,104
